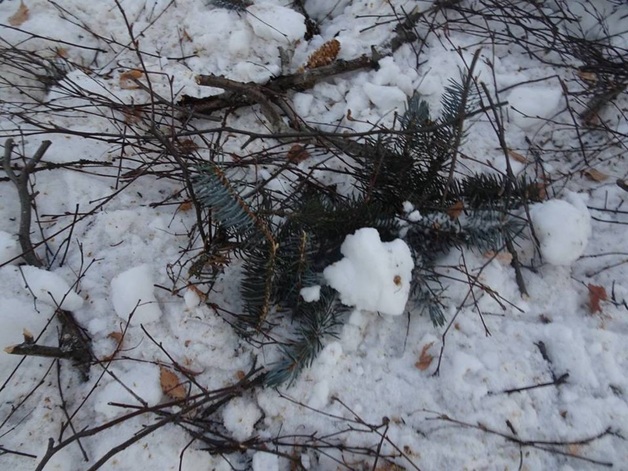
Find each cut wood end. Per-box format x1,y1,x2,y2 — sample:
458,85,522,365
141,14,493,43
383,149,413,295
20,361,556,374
23,328,34,343
4,345,17,354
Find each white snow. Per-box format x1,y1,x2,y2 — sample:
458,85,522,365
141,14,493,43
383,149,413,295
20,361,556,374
246,4,306,44
323,228,414,315
530,193,591,266
362,82,407,112
300,285,321,302
94,364,163,419
508,84,563,130
0,297,49,371
19,265,84,311
0,231,19,265
251,451,279,471
222,397,262,441
1,0,627,470
111,265,163,324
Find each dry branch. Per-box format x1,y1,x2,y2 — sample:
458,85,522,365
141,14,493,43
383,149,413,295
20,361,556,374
5,308,92,381
2,138,51,267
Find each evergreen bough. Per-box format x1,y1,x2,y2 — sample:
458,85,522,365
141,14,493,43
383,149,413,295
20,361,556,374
192,70,539,385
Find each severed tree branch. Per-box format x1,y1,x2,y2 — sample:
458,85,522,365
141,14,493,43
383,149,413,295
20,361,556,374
5,308,93,381
2,141,94,379
2,138,51,268
186,54,378,118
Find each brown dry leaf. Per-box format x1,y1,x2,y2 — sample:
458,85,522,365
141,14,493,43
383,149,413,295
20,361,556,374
507,148,528,163
235,370,246,381
447,201,464,219
107,330,124,344
178,201,193,212
577,70,597,83
287,144,310,163
9,1,29,26
55,47,69,59
374,461,406,471
187,283,207,302
583,168,609,182
121,106,143,125
181,28,193,43
159,366,187,400
119,69,144,89
177,138,198,155
415,342,434,371
587,284,607,314
484,250,513,264
305,39,340,69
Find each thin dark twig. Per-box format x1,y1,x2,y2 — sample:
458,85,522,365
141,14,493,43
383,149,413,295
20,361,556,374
431,414,615,467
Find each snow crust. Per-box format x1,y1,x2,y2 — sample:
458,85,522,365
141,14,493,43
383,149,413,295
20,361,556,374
323,228,413,315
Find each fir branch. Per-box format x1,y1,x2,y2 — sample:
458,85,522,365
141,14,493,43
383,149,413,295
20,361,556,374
210,0,252,12
451,173,545,210
273,228,319,311
410,267,447,327
240,238,279,332
440,49,482,204
265,287,340,386
406,210,524,256
194,164,257,238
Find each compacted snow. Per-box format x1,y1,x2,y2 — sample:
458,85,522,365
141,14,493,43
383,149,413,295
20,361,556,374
0,0,627,470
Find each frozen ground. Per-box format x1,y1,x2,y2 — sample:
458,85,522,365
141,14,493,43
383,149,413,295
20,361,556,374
0,0,627,470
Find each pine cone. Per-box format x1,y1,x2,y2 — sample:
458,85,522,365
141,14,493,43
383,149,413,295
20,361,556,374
305,39,341,69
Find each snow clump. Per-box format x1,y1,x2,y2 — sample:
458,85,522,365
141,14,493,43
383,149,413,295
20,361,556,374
222,396,262,441
508,84,562,130
0,231,20,265
323,227,413,315
94,363,162,419
246,4,305,43
111,264,162,324
20,265,83,310
530,192,591,266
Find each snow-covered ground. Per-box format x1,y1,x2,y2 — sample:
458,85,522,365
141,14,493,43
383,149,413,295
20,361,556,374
1,0,627,469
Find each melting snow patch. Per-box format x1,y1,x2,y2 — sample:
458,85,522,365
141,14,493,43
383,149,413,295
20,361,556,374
323,228,413,315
